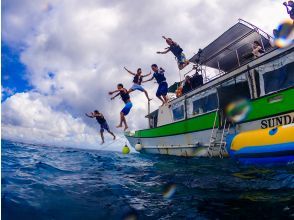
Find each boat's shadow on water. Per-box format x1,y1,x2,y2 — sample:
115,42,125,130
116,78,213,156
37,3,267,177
2,140,294,220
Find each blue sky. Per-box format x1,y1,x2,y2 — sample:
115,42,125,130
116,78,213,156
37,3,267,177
1,0,288,149
2,43,32,101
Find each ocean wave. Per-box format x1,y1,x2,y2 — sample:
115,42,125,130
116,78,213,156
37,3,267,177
2,139,294,219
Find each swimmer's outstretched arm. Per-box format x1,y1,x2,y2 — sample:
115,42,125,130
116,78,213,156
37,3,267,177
109,88,125,100
157,48,170,54
283,2,291,14
124,67,136,76
109,88,125,95
157,36,172,54
110,93,120,100
142,76,155,83
85,112,94,118
142,71,152,77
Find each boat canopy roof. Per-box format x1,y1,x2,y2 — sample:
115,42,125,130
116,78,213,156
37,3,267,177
190,19,273,72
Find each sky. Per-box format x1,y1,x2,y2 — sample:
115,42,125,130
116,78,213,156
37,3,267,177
1,0,289,150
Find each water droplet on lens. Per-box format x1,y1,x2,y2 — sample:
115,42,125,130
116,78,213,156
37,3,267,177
274,20,294,48
162,183,177,199
225,99,251,123
122,209,138,220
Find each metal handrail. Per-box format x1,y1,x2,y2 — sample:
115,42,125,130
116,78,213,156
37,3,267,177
238,18,274,41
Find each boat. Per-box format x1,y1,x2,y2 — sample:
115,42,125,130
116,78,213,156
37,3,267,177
125,19,294,158
226,124,294,164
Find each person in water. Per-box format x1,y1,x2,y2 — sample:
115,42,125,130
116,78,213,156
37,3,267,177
143,64,168,106
85,110,116,144
283,1,294,20
157,36,189,70
124,67,152,101
109,83,132,131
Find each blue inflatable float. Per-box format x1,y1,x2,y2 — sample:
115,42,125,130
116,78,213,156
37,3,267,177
227,124,294,165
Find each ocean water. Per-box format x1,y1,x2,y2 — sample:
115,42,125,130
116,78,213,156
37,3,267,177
2,139,294,220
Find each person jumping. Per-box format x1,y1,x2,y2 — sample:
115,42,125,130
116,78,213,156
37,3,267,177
157,36,189,70
283,1,294,21
85,110,116,145
124,67,152,101
143,64,168,106
109,83,133,131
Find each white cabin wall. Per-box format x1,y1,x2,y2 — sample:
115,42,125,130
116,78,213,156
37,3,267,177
157,105,173,126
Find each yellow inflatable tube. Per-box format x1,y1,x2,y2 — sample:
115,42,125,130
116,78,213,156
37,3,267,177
231,124,294,151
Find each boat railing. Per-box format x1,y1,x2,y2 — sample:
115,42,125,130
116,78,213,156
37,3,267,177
215,41,272,74
168,19,275,103
238,19,274,42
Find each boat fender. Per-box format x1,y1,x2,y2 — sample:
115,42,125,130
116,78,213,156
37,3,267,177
135,142,142,151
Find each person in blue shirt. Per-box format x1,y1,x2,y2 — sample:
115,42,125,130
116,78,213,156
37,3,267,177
109,84,132,131
157,36,189,70
143,64,168,106
85,110,116,145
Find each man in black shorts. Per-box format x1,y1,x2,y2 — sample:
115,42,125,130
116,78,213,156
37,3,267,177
85,110,116,144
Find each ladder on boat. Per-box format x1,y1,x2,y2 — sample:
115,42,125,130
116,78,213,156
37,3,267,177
208,110,231,158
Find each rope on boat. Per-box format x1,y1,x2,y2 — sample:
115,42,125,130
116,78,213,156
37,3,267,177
96,135,125,150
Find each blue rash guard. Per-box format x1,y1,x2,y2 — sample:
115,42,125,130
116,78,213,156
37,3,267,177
119,88,132,115
153,69,168,97
153,69,166,84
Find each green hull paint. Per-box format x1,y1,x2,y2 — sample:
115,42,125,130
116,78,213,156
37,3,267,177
134,111,218,138
131,88,294,138
246,88,294,121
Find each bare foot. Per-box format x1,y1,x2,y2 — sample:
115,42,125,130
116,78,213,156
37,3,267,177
100,141,105,145
113,135,116,140
124,126,129,131
116,124,123,128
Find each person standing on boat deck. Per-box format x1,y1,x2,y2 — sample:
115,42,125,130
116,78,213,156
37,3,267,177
157,36,189,70
124,67,152,101
182,75,194,94
143,64,168,106
252,41,264,58
85,110,116,145
192,70,204,88
283,1,294,20
109,84,132,131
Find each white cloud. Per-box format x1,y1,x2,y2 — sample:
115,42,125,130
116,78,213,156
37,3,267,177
2,86,16,100
1,92,129,151
2,0,288,149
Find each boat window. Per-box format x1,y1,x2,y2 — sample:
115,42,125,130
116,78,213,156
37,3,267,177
148,111,158,128
171,100,185,121
153,115,158,128
217,73,251,109
187,89,218,117
149,116,158,128
257,52,294,95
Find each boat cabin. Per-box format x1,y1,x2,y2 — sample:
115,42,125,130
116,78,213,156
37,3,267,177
146,19,294,129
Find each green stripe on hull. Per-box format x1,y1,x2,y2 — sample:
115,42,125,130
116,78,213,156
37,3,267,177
245,88,294,122
131,88,294,138
134,111,218,138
